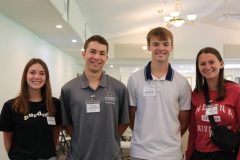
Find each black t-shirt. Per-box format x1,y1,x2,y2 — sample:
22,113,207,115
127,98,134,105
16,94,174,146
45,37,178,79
0,97,61,160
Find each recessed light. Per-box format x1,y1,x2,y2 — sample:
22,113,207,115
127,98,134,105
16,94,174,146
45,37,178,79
56,25,63,29
134,68,140,72
141,45,147,50
110,65,114,68
72,39,77,43
81,48,85,52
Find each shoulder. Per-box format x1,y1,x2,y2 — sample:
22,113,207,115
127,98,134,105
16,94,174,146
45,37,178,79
173,69,190,87
52,97,60,105
1,98,16,112
128,68,144,82
106,74,126,89
192,89,201,98
130,68,144,77
173,69,187,81
62,77,79,90
225,81,240,92
3,98,15,108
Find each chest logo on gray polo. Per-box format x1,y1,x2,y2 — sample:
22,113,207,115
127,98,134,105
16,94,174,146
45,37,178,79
105,91,116,104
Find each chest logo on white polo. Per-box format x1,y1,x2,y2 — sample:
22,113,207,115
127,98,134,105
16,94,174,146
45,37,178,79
105,91,116,104
143,85,156,97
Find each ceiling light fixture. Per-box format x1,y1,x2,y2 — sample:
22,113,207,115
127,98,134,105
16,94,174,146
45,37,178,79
72,39,77,43
141,45,148,50
163,0,197,27
56,25,63,29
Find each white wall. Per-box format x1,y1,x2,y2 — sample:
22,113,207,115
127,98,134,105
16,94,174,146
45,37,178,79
110,23,240,60
0,14,81,159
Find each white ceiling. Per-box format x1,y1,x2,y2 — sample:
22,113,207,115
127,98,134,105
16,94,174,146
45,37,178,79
76,0,240,38
0,0,240,60
0,0,84,59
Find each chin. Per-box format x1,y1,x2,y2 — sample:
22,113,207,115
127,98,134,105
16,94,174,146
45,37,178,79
205,76,217,80
90,69,101,73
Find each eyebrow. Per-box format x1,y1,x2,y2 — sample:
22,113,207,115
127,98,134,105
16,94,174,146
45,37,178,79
89,48,107,53
152,41,171,43
28,69,45,72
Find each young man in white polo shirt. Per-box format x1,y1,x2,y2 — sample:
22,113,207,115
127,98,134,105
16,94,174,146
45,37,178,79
127,27,191,160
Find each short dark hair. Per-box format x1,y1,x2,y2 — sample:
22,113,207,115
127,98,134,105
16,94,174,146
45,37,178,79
195,47,225,100
147,27,173,47
84,35,109,52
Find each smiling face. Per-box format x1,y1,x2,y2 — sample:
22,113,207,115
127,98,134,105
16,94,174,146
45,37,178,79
82,41,108,73
148,36,173,63
26,63,46,91
198,52,224,81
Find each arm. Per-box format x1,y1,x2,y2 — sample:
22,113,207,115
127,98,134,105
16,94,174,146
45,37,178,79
118,124,129,136
62,125,73,137
235,87,240,160
3,132,13,152
185,107,197,160
52,126,60,148
129,106,137,130
179,110,190,136
60,88,73,138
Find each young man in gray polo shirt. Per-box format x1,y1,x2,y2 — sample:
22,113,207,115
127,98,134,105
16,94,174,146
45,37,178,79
127,27,191,160
60,35,129,160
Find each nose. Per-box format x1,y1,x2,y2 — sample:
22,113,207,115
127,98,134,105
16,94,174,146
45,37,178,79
93,52,101,59
157,43,165,50
205,62,211,69
34,73,41,78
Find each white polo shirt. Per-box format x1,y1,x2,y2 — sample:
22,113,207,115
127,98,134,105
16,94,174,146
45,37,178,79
127,62,191,160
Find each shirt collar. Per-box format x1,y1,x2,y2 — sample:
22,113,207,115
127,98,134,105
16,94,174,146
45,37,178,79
80,71,108,88
144,61,174,81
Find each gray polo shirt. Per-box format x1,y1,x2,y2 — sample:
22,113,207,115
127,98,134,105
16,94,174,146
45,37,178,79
60,72,129,160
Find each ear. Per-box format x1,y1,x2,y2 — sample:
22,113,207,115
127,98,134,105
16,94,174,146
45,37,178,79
170,44,174,52
147,44,150,51
220,61,224,69
82,51,85,58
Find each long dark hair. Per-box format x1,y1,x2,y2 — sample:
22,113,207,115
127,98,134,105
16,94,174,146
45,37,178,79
195,47,225,100
13,58,55,115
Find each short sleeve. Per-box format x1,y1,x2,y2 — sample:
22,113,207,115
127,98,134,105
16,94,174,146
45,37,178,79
234,84,240,160
179,78,192,110
185,103,197,160
60,87,73,125
127,75,137,107
53,97,61,126
118,84,129,124
0,100,14,132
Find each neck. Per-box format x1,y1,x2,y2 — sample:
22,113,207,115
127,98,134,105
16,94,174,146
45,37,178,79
151,60,169,79
206,79,218,90
28,89,42,102
84,70,103,90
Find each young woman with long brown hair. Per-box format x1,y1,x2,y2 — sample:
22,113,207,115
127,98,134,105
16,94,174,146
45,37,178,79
186,47,240,160
0,58,61,160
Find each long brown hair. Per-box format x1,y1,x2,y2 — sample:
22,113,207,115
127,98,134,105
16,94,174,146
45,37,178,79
13,58,55,115
195,47,225,100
